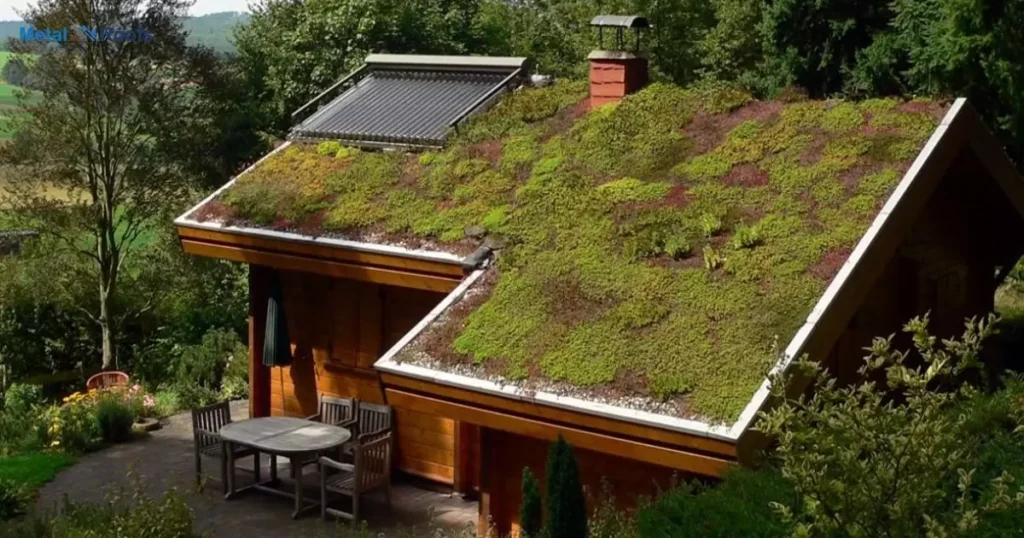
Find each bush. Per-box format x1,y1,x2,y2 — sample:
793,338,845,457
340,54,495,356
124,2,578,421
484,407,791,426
756,314,1024,536
545,436,587,538
0,411,42,456
637,468,796,537
94,395,135,444
3,384,44,415
174,328,240,389
0,479,29,521
39,399,97,454
219,345,249,401
520,467,542,538
1,474,199,537
0,384,46,455
151,390,181,418
170,383,220,411
588,479,637,538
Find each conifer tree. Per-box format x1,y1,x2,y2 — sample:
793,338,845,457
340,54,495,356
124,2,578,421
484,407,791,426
520,467,543,538
544,435,587,538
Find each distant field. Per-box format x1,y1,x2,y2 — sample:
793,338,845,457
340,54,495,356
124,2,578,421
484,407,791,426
1,50,40,140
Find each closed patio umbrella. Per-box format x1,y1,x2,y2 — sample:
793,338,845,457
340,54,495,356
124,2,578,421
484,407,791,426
262,272,293,368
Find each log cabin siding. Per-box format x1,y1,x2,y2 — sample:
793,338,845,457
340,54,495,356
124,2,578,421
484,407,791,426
261,268,456,483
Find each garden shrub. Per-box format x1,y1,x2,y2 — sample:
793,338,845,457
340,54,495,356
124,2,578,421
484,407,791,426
0,410,42,455
169,383,221,410
40,395,98,453
174,328,242,390
545,436,587,538
520,467,542,538
0,479,29,521
94,394,135,444
587,479,638,538
757,314,1024,537
3,384,44,415
219,345,249,401
151,390,181,418
170,327,247,409
1,475,198,538
636,468,795,537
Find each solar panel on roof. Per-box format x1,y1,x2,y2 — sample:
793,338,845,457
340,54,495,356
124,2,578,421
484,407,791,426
290,55,527,148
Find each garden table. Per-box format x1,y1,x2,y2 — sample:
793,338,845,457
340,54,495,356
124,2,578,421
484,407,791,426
219,416,351,519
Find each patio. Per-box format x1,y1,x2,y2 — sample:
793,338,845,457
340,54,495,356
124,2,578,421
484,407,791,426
35,401,479,537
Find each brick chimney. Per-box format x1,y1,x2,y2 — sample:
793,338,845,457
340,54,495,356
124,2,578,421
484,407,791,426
588,15,650,108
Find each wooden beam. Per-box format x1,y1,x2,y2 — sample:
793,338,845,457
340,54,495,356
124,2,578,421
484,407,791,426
385,388,734,477
177,225,466,278
248,264,272,418
379,372,737,458
181,239,461,293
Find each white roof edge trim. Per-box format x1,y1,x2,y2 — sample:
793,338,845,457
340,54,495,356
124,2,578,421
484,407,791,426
725,97,968,439
173,140,465,266
364,54,528,70
375,266,736,442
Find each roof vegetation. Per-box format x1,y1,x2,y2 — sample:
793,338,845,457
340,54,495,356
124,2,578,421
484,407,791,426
202,80,947,421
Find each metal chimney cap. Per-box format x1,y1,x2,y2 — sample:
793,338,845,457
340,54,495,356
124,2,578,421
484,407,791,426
589,15,650,29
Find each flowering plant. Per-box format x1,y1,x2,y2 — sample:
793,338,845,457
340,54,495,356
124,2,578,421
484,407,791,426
43,389,101,452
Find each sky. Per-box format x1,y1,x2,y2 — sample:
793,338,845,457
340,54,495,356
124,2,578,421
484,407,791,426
0,0,250,21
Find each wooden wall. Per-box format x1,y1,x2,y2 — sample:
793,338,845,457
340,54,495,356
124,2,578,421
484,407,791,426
258,268,458,483
822,148,1019,385
480,427,680,537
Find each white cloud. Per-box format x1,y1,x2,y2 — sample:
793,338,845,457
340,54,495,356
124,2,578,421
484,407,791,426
1,0,250,21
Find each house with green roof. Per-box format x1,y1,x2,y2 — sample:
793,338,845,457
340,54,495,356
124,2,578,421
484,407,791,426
174,27,1024,534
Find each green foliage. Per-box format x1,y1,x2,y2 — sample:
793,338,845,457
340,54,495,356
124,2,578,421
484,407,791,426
1,474,199,538
756,313,1024,537
0,479,29,521
637,468,796,537
39,401,97,454
3,384,43,415
316,140,343,156
731,223,761,249
699,213,724,238
587,479,638,538
234,0,496,129
476,0,714,85
520,467,543,538
151,390,181,419
220,344,250,401
544,436,587,538
173,328,247,393
702,246,722,270
94,395,135,445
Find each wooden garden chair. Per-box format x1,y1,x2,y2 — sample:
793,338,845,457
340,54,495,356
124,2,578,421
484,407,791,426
342,401,393,458
295,394,358,474
319,430,393,524
191,401,258,493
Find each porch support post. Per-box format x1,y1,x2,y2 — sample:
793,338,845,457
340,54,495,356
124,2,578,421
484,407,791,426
248,264,272,418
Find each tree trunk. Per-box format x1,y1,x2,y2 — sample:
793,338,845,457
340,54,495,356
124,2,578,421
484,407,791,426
99,270,117,370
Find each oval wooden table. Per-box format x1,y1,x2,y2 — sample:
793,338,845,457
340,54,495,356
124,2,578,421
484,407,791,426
220,417,351,519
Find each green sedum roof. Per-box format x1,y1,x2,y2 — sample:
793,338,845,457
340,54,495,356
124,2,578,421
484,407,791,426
197,81,948,422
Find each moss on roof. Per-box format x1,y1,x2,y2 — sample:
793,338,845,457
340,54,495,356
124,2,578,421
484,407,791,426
200,81,947,422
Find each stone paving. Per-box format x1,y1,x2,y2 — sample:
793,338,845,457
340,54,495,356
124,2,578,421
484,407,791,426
36,401,478,537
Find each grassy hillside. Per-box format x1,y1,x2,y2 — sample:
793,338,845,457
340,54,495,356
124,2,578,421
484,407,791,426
0,12,250,54
0,51,40,141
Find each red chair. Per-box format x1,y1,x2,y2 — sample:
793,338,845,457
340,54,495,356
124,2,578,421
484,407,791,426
86,371,130,390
